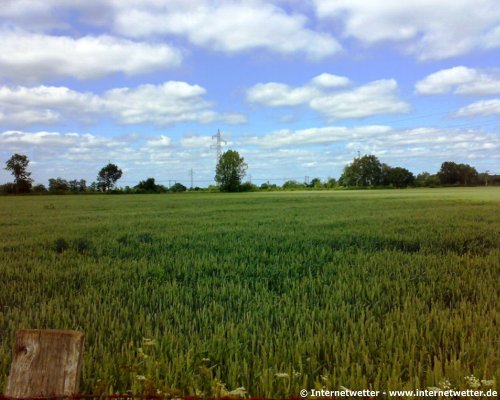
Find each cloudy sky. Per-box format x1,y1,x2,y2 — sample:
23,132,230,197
1,0,499,187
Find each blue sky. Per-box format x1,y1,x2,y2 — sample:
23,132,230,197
0,0,499,188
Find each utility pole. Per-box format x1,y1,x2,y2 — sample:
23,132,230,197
211,129,227,161
189,169,194,189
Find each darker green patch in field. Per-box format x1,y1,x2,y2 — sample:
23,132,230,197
54,237,69,253
137,232,154,244
326,236,422,254
53,237,94,254
435,236,497,255
117,234,130,245
74,238,92,254
117,232,155,246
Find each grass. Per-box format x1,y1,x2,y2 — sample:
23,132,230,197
0,188,499,397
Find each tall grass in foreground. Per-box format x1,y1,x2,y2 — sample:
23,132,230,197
0,188,499,397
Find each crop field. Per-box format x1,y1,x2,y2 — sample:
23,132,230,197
0,188,499,397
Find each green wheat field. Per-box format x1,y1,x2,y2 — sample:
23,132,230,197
1,188,499,397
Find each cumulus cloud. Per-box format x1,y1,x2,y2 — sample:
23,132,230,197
246,73,350,107
144,135,172,149
312,0,500,60
112,1,340,59
310,80,410,119
0,29,181,83
415,66,500,95
0,1,340,60
310,73,351,88
248,73,349,104
455,99,500,117
103,82,216,125
247,75,407,119
247,83,319,107
180,134,213,149
0,82,245,127
244,125,391,148
0,85,102,125
0,130,133,164
347,127,500,161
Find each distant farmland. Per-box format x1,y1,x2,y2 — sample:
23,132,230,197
1,188,499,397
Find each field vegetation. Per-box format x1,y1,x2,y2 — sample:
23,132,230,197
0,188,499,397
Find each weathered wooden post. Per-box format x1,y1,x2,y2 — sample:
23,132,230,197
5,329,84,398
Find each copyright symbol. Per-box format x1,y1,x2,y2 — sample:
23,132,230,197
300,389,308,397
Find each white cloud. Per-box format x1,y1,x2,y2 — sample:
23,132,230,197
220,113,247,125
103,82,215,125
144,135,172,149
0,130,130,156
0,29,181,83
455,99,500,117
247,83,319,107
244,125,391,148
0,82,245,127
312,0,500,60
310,73,351,88
247,73,350,107
247,75,407,119
180,135,213,148
310,80,410,119
112,1,340,59
416,66,500,95
347,127,500,161
0,85,102,125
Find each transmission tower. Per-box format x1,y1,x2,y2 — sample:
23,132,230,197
189,168,194,189
211,129,227,161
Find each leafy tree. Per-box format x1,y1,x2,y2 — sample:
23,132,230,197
325,177,337,189
97,163,123,192
478,171,491,186
458,163,478,185
260,182,278,190
135,178,167,193
438,161,478,185
215,150,247,192
415,172,439,187
49,178,70,193
240,181,258,192
438,161,461,185
381,165,415,188
170,182,187,192
282,180,304,190
32,184,48,193
340,155,382,187
310,177,322,188
69,179,87,193
5,153,33,193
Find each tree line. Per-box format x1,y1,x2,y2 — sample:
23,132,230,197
1,151,498,195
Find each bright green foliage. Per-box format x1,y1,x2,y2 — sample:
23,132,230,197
340,155,382,187
0,188,499,397
215,150,247,192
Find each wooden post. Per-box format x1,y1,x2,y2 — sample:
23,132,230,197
5,329,84,398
